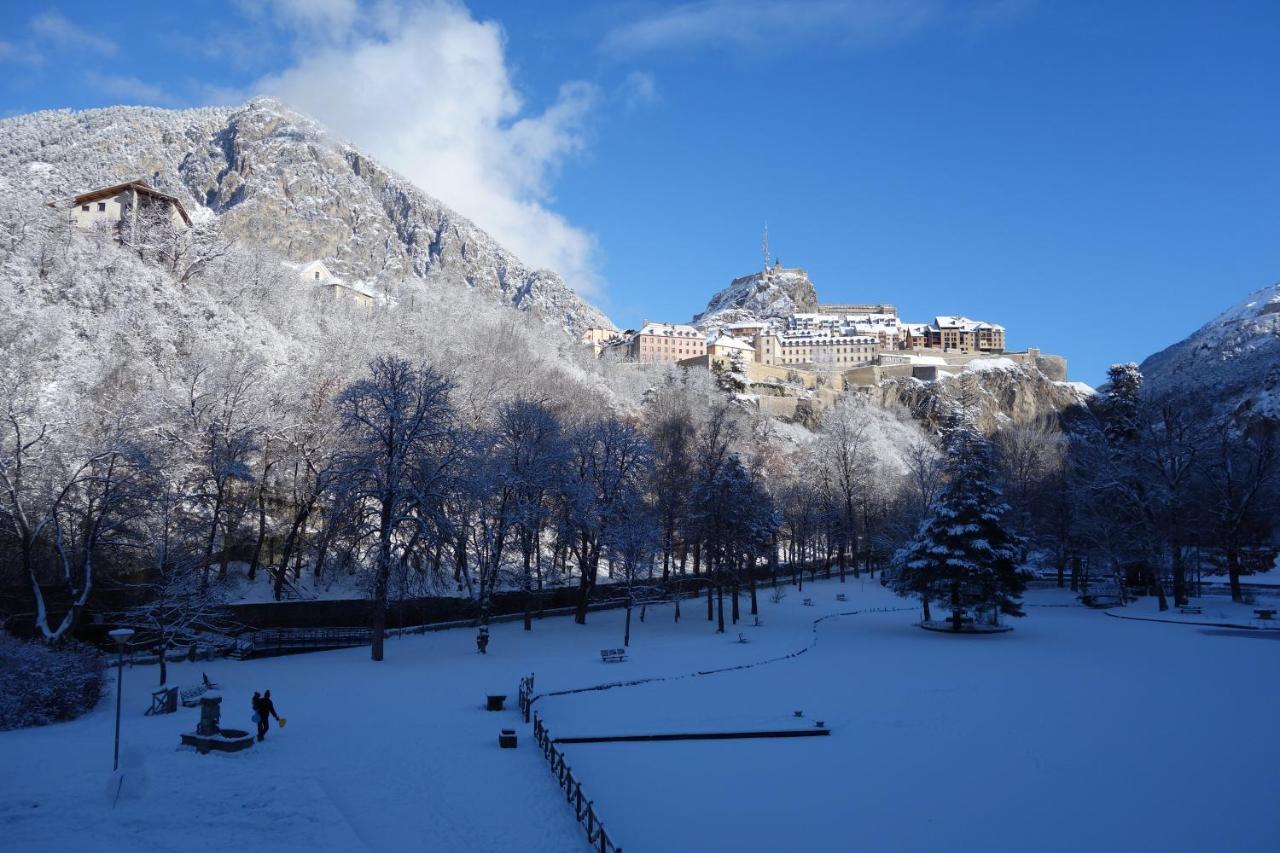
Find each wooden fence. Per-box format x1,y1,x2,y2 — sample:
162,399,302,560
532,711,622,853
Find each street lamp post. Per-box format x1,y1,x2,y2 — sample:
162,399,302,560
108,628,134,772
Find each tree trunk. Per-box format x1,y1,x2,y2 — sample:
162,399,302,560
248,484,268,583
624,601,632,647
706,577,714,621
716,581,725,634
1227,544,1243,603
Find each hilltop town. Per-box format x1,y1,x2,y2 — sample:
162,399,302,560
581,258,1067,420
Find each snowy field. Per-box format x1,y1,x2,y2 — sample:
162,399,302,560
2,578,1278,852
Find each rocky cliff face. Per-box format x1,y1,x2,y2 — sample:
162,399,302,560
0,99,611,335
1139,282,1280,423
694,264,819,326
874,361,1090,433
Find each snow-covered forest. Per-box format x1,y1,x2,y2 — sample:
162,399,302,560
3,188,1277,683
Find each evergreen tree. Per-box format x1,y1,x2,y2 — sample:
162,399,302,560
892,386,1026,629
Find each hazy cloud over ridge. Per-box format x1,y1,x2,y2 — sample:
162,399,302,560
253,0,603,297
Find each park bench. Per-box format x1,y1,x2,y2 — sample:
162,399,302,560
1255,609,1276,621
836,594,847,602
599,648,626,663
146,686,178,716
802,598,814,607
1179,606,1203,615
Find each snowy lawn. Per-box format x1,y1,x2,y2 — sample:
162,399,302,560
0,575,864,853
542,586,1280,853
2,577,1277,852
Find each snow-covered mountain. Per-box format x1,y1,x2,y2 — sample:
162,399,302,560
0,98,611,335
1140,282,1280,422
694,264,819,327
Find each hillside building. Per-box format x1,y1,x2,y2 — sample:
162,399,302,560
288,259,382,309
756,329,878,369
628,322,707,363
67,179,192,232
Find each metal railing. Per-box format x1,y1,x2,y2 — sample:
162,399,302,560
533,711,622,853
518,673,535,723
233,627,371,658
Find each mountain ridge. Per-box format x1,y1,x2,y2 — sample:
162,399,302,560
0,98,612,335
1139,281,1280,422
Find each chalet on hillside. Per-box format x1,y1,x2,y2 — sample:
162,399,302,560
287,259,382,309
67,180,192,231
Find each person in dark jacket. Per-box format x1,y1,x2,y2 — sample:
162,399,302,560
252,691,267,741
258,690,280,741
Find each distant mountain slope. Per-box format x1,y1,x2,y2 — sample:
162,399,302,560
694,264,819,326
0,98,611,334
1140,282,1280,421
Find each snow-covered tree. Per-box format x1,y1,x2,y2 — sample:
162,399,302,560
334,356,459,661
892,385,1027,628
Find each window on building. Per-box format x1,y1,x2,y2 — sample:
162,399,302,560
314,271,320,280
81,204,90,211
97,202,106,212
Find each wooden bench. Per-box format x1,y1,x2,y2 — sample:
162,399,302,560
179,684,210,708
1179,607,1203,615
600,648,626,663
146,686,178,716
835,594,847,602
1255,609,1276,621
802,598,814,607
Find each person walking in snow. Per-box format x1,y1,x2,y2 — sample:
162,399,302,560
251,691,267,741
476,626,490,654
257,690,281,741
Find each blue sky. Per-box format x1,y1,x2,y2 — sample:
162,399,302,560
1,1,1277,384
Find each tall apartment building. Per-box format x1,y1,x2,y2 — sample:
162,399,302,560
925,316,1006,353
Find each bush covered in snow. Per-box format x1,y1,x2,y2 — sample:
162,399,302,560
0,635,103,731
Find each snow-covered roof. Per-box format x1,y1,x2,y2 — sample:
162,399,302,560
639,322,701,338
933,315,1005,332
709,335,755,352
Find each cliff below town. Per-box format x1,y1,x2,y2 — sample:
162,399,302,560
873,360,1091,432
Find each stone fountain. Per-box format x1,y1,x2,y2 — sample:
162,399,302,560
180,694,255,754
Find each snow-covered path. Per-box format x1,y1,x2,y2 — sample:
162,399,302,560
2,578,1277,853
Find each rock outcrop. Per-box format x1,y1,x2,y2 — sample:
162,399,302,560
694,263,819,327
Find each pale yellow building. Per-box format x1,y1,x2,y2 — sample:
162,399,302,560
755,330,878,369
68,180,192,232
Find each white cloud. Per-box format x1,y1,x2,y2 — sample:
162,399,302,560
250,0,603,296
600,0,1021,56
0,40,43,65
31,11,118,56
85,72,175,106
618,70,659,111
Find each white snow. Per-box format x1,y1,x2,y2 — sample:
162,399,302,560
964,356,1020,373
2,579,1277,852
